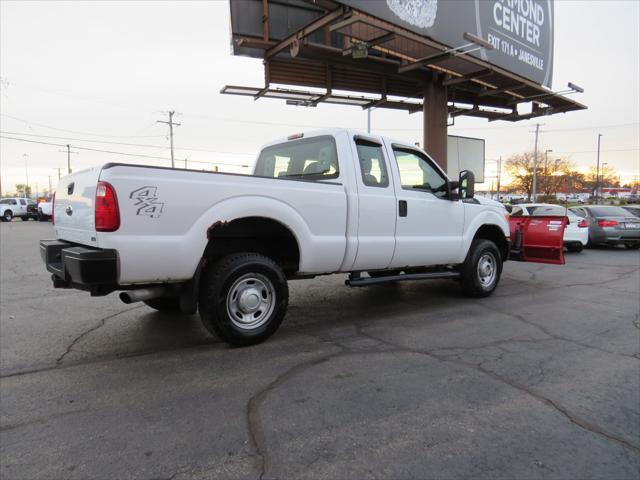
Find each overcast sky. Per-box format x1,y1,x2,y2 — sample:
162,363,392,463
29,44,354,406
1,0,639,196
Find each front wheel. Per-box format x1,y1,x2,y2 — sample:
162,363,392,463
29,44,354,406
625,243,640,250
460,239,502,297
199,252,288,347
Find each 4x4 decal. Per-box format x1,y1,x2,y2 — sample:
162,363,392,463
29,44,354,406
129,186,164,218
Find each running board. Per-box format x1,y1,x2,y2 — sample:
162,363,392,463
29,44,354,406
346,271,460,287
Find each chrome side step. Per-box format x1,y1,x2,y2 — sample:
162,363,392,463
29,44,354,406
346,271,460,287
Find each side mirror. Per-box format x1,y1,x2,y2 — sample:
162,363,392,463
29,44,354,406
459,170,475,199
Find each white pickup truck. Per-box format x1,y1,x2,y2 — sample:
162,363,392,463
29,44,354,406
40,129,566,346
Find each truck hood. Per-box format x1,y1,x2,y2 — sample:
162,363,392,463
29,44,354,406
473,197,506,210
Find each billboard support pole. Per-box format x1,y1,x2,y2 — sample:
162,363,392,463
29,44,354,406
422,77,448,171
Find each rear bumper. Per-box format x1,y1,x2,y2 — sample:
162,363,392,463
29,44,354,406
40,240,118,295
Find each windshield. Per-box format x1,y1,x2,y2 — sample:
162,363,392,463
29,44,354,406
253,136,339,181
590,206,633,217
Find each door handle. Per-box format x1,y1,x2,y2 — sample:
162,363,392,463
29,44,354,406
399,200,407,217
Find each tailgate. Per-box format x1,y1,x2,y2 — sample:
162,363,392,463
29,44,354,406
54,166,102,247
509,216,567,265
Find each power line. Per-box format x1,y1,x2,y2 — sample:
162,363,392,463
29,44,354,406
0,130,255,155
0,136,251,168
0,114,165,139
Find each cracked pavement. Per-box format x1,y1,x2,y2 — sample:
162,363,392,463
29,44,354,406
1,221,639,479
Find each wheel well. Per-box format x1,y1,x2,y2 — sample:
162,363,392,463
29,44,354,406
203,217,300,275
473,224,509,261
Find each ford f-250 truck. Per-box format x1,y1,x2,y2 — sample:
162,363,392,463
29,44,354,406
40,129,566,346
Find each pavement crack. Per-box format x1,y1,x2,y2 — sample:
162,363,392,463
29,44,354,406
352,327,640,455
55,305,144,366
477,301,640,361
246,350,346,480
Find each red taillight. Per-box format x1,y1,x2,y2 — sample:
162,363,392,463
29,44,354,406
95,181,120,232
578,219,588,228
597,219,619,228
51,192,56,225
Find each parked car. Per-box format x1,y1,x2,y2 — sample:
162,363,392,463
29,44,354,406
40,129,566,346
508,203,589,252
38,200,53,221
569,205,640,249
0,197,38,221
622,205,640,217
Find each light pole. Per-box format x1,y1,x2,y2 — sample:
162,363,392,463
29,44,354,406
23,153,29,198
595,133,602,203
600,162,608,201
544,149,552,197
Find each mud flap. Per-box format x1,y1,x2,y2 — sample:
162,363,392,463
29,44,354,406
509,216,568,265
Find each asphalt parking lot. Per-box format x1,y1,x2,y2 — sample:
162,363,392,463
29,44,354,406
1,220,639,480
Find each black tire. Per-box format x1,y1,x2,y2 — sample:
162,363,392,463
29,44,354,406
199,252,288,347
625,243,640,250
20,216,29,221
460,239,502,297
38,214,48,222
2,210,13,222
143,296,181,312
567,243,584,253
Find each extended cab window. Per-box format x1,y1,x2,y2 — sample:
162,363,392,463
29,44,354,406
355,140,389,188
19,199,26,205
392,148,448,198
254,136,339,181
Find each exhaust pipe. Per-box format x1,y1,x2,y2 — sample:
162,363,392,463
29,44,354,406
119,286,175,304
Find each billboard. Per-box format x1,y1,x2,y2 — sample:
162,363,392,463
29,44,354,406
338,0,553,88
447,135,485,183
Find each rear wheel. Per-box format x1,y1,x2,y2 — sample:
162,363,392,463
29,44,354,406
625,243,640,250
567,243,584,253
143,296,181,312
2,210,13,222
460,239,502,297
199,252,288,346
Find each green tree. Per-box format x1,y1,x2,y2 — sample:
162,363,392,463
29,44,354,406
14,184,32,198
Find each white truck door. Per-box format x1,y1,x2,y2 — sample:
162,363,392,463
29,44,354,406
386,144,464,268
18,198,28,216
350,135,397,270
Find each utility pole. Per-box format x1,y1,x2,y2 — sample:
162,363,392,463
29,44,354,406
23,153,29,197
58,145,78,175
57,168,62,180
595,133,602,204
157,111,181,168
531,123,543,201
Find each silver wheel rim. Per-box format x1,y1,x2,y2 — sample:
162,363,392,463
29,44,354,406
477,252,497,288
226,273,276,330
